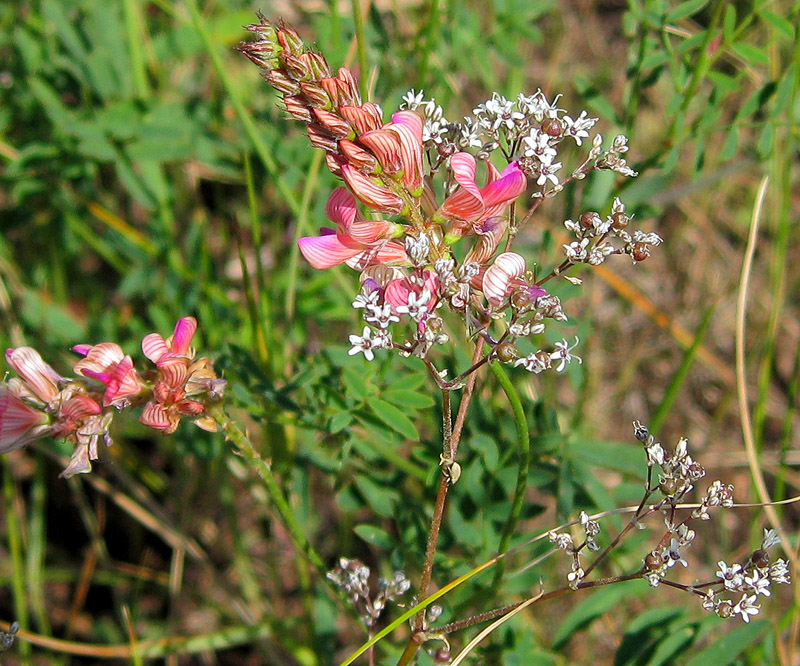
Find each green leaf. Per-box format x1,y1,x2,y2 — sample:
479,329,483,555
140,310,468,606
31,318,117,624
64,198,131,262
554,580,646,647
722,5,736,42
367,397,419,440
731,42,770,67
685,620,769,666
759,10,795,40
353,524,395,550
382,388,435,409
329,411,353,433
342,367,369,402
665,0,710,24
649,625,694,666
353,476,396,518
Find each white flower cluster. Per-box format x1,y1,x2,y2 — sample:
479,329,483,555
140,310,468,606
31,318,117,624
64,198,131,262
327,557,411,627
702,530,790,623
563,198,663,266
514,336,582,374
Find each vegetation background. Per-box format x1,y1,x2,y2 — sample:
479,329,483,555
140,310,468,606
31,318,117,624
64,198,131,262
0,0,798,664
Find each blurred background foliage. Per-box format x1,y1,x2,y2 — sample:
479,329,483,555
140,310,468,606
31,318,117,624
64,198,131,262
0,0,798,664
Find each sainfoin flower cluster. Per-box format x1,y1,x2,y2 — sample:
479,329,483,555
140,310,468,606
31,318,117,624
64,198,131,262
0,317,224,477
239,18,661,378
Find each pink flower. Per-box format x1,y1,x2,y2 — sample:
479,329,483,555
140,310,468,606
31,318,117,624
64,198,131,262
140,317,223,434
340,165,405,214
438,153,527,237
5,347,62,405
480,252,546,308
73,342,144,408
298,187,409,270
0,388,50,452
384,270,440,315
358,110,424,193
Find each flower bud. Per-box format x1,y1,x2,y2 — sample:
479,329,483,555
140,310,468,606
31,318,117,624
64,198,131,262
494,342,518,363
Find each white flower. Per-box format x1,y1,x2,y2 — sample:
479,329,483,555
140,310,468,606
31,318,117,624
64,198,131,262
352,290,380,309
395,290,431,321
523,128,557,165
769,559,790,585
401,89,425,109
761,529,781,550
563,110,597,145
744,569,772,597
348,326,390,361
716,561,744,591
550,337,582,372
733,594,760,623
364,303,400,329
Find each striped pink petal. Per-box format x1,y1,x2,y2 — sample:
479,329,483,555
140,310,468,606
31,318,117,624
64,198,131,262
386,111,424,192
5,347,62,403
170,317,197,356
440,152,484,221
140,402,180,434
344,240,410,270
0,389,49,452
347,219,392,244
142,333,169,364
341,165,404,214
298,233,364,269
73,342,125,376
482,252,526,307
325,187,358,228
104,356,143,407
481,161,526,211
358,129,402,174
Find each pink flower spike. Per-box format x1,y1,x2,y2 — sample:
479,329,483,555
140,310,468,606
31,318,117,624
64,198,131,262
0,389,50,452
5,347,62,403
482,252,526,307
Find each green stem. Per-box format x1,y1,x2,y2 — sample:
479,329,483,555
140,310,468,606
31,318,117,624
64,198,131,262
489,363,530,589
351,0,369,100
3,463,31,661
208,404,327,580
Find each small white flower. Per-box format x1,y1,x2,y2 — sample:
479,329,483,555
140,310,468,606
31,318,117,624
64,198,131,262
352,290,380,309
761,529,781,550
364,303,400,329
401,89,425,109
550,337,582,372
563,110,597,145
733,594,760,623
769,559,790,585
348,326,388,361
716,561,744,591
744,569,772,597
395,290,431,321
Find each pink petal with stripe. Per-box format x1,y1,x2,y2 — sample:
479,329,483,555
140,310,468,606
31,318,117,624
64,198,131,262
5,347,62,403
298,233,363,269
482,252,526,307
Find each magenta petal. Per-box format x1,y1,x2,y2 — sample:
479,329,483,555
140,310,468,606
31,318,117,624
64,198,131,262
0,389,49,452
298,234,363,269
171,317,197,355
482,162,526,209
325,187,358,227
72,344,92,356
